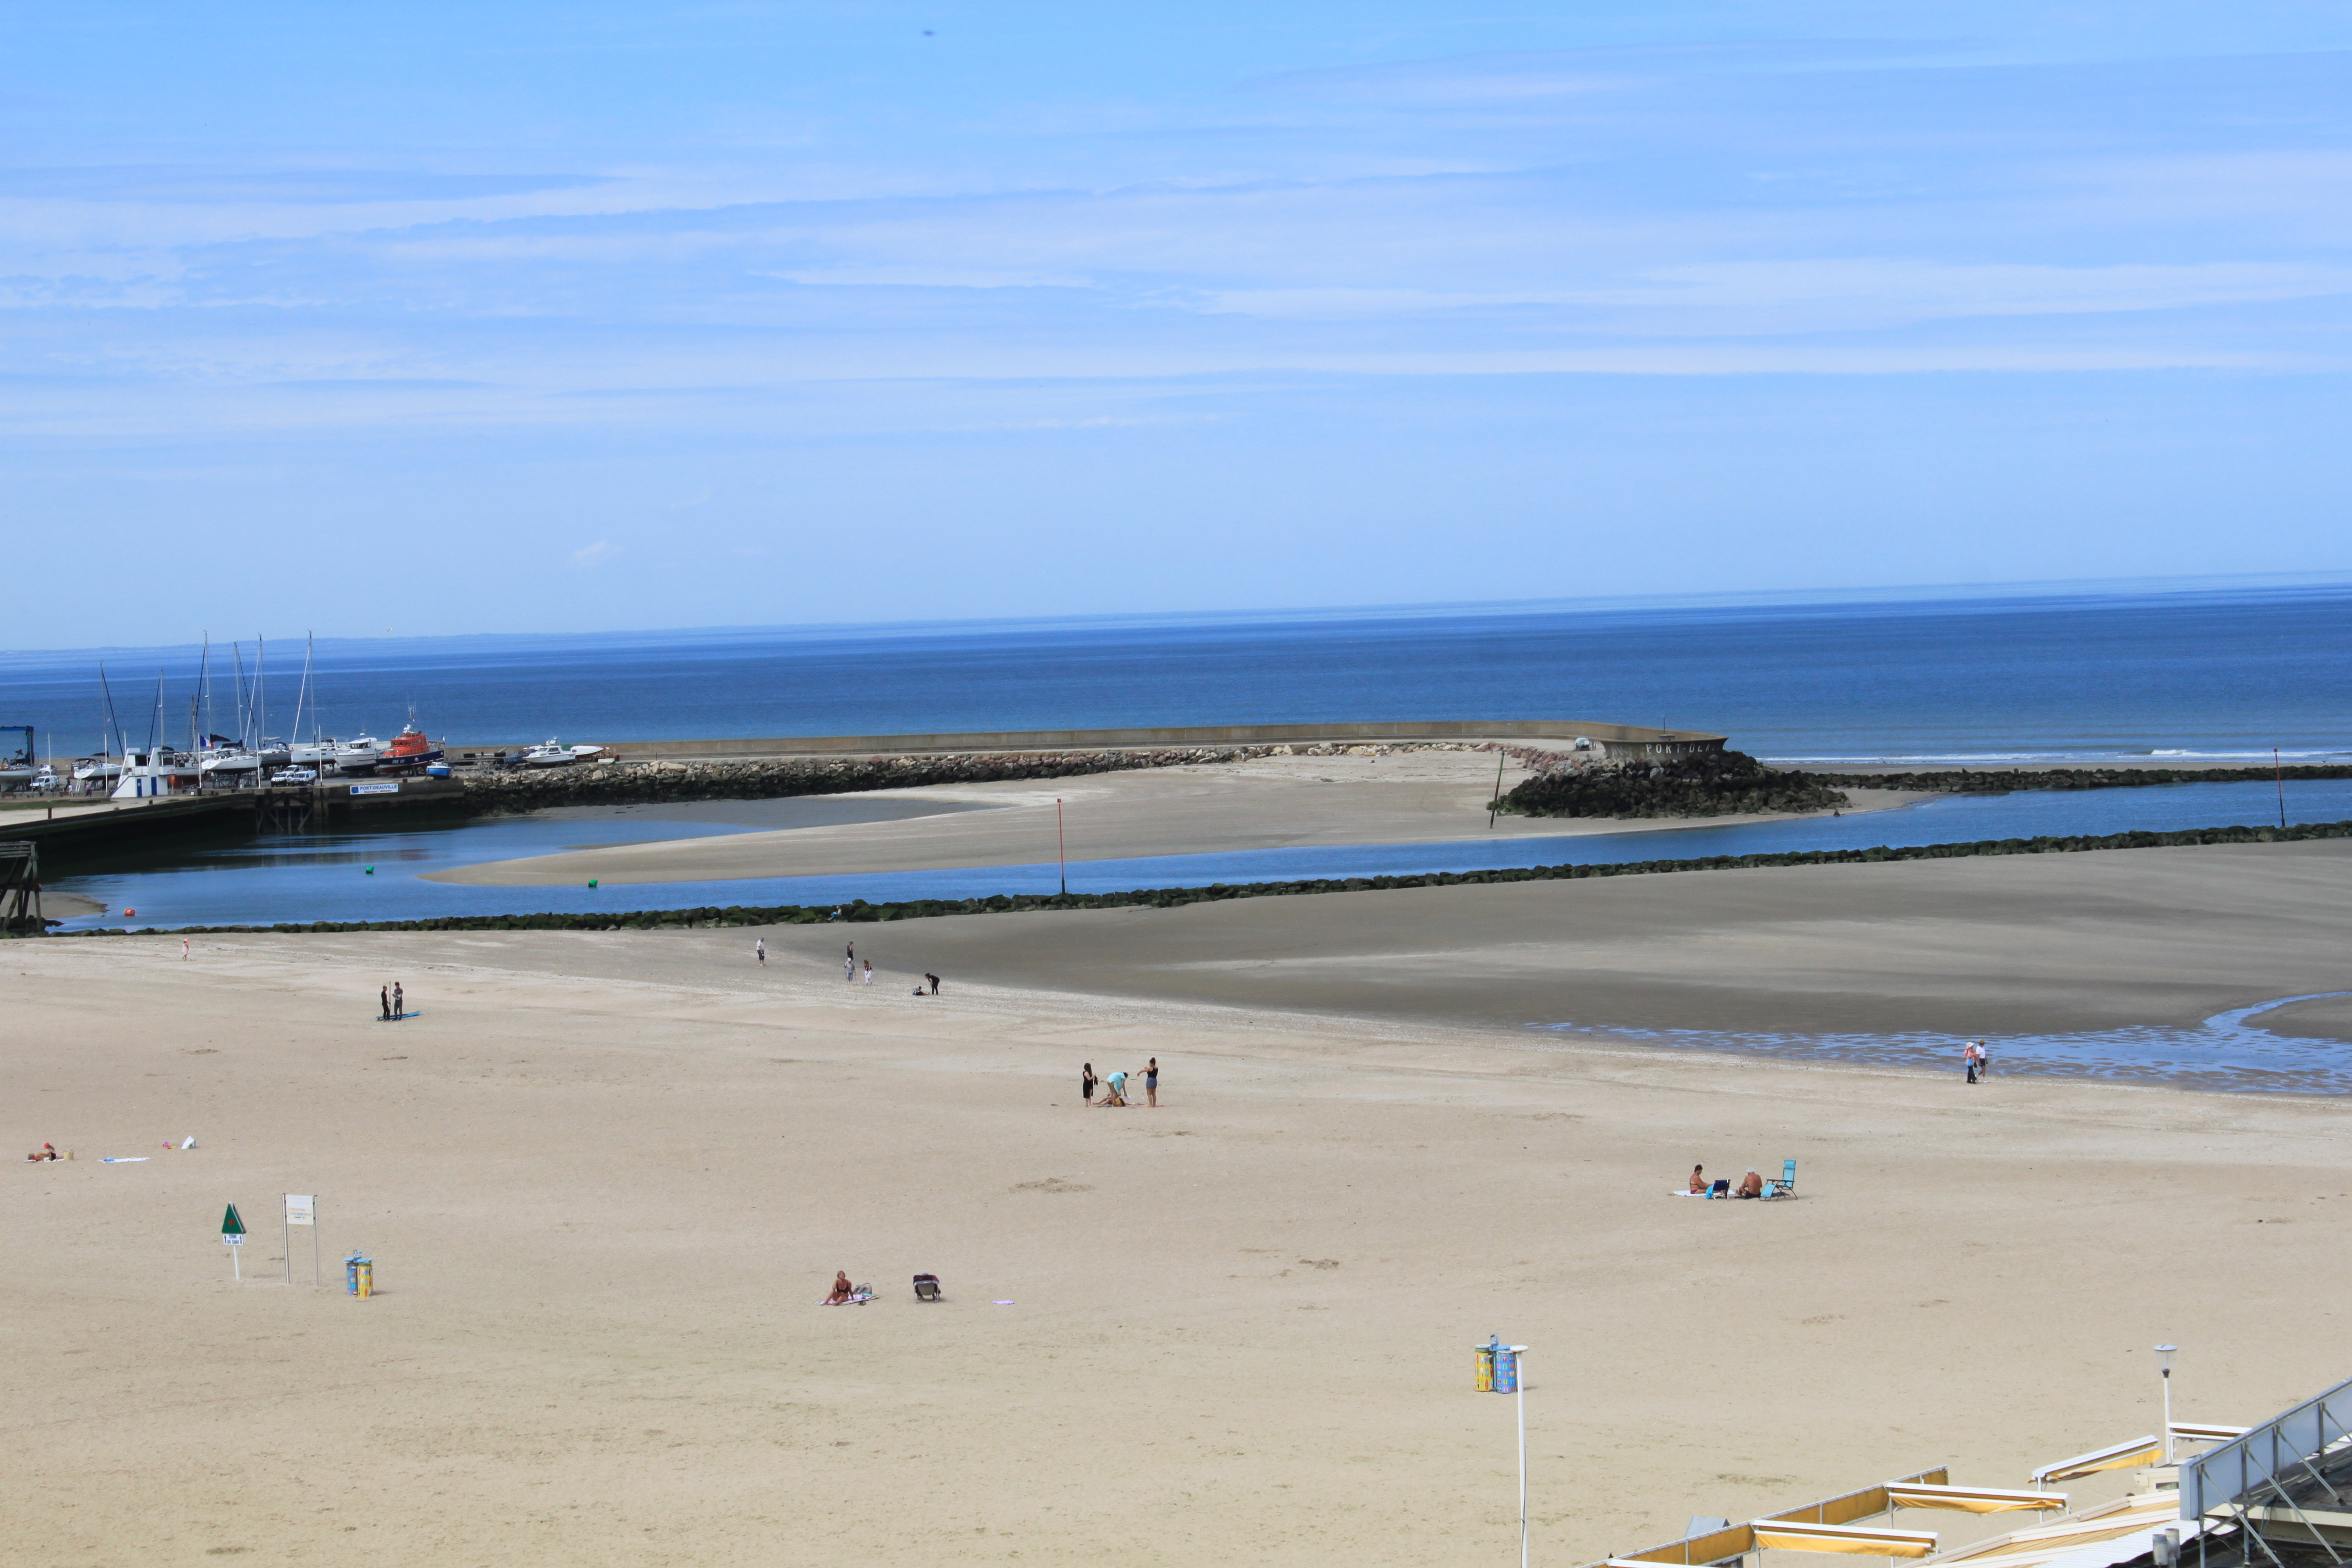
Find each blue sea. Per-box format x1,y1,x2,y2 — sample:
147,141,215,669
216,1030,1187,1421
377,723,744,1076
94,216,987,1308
7,577,2352,766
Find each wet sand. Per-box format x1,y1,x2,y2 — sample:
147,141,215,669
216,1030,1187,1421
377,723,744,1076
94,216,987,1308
11,837,2352,1564
433,751,1920,886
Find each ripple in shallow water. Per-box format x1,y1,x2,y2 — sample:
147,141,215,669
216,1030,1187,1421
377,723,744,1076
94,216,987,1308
1530,992,2352,1095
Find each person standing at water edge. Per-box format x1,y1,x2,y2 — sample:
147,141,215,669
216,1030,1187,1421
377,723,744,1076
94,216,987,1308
754,938,765,966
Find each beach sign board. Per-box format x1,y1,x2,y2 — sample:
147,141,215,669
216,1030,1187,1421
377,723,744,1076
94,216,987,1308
349,781,399,796
221,1203,246,1243
285,1195,314,1227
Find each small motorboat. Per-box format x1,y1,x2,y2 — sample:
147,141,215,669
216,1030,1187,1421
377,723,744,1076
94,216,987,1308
522,739,580,767
71,757,122,784
334,735,387,774
286,737,341,767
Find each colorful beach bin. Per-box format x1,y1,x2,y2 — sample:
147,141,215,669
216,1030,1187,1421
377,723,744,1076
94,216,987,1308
1493,1344,1520,1393
1475,1341,1497,1391
345,1253,373,1298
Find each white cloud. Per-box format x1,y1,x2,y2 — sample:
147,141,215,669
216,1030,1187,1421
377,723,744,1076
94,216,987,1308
570,540,617,568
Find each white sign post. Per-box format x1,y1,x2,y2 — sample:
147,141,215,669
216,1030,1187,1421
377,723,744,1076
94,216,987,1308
285,1194,318,1286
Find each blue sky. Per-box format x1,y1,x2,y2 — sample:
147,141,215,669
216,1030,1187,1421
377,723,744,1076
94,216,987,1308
5,2,2351,646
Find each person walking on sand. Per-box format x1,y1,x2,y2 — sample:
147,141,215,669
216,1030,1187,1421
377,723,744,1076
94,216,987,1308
844,953,854,982
1975,1039,1992,1078
1145,1057,1159,1107
181,936,189,960
392,981,404,1021
380,984,391,1022
1962,1040,1978,1084
861,959,874,986
755,938,765,966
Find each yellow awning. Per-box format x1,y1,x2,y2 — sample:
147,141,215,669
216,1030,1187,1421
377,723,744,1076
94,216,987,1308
2033,1437,2161,1483
1887,1484,2066,1515
1751,1521,1939,1557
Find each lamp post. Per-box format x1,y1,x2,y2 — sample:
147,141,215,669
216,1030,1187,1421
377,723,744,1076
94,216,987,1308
2156,1344,2178,1462
1515,1344,1529,1568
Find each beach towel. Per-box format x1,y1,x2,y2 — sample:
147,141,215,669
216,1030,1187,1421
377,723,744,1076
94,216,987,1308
819,1290,876,1306
102,1156,150,1163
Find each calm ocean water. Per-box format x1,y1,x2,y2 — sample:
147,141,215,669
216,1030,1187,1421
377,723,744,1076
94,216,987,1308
5,580,2350,764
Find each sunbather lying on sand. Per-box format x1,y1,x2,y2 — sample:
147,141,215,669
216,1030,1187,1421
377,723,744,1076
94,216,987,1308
25,1143,59,1162
826,1272,856,1304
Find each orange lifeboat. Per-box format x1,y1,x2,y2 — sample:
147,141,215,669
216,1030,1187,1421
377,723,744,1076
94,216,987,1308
377,722,444,772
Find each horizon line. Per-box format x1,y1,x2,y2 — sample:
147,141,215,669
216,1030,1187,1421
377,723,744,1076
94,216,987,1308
7,566,2352,666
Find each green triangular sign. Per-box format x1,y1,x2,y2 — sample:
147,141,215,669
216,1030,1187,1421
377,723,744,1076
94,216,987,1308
221,1203,245,1237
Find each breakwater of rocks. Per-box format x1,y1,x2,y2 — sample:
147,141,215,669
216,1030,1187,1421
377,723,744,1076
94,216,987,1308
455,741,1506,814
1795,763,2352,794
1492,755,2352,819
65,819,2352,937
1495,751,1851,819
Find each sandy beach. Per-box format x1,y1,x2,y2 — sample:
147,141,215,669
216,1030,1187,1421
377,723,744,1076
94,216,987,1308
12,838,2352,1565
433,750,1923,886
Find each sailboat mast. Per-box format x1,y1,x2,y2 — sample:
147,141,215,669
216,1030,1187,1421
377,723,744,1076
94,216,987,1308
289,637,306,751
98,663,119,774
147,672,163,766
231,642,248,745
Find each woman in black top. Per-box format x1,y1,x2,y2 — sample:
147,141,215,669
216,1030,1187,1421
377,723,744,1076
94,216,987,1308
1081,1063,1097,1104
1145,1058,1159,1107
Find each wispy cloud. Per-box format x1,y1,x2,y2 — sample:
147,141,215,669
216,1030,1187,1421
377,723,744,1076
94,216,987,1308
570,540,617,568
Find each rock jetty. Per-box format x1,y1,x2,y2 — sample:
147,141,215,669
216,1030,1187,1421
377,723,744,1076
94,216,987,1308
455,741,1503,814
